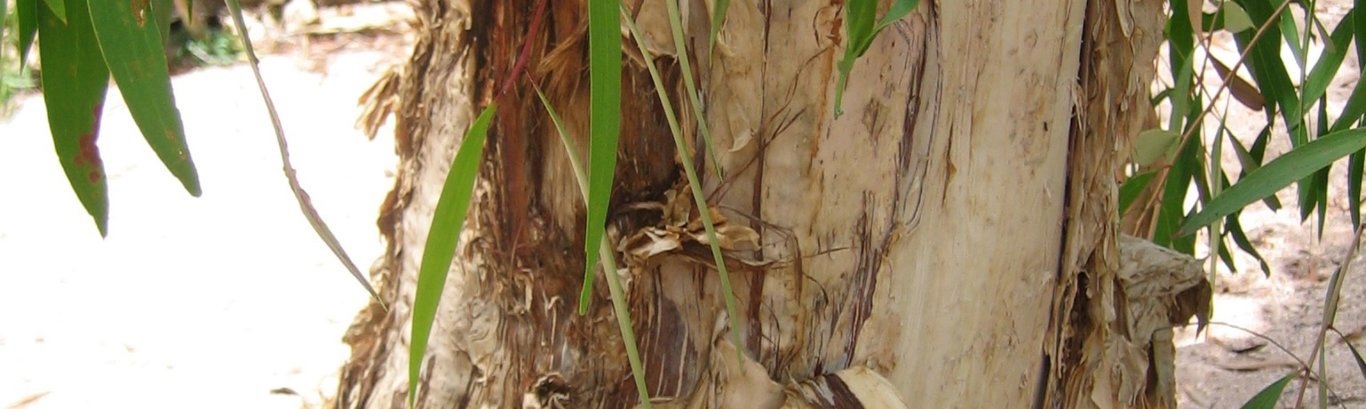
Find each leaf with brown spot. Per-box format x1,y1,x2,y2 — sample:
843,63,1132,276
38,0,111,236
88,0,202,196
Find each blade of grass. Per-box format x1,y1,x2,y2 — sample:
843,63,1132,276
37,0,110,236
407,103,497,406
707,0,729,58
87,0,201,196
221,0,385,305
622,3,743,363
40,0,63,23
17,0,38,71
580,0,623,316
1240,373,1294,409
1333,329,1366,384
1181,128,1366,235
665,0,724,179
536,85,652,409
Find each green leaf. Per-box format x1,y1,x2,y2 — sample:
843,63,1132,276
408,103,496,406
1227,212,1272,275
1134,128,1180,165
38,0,110,236
1300,9,1354,117
666,0,724,178
875,0,921,32
1182,128,1366,235
151,0,174,44
1155,128,1200,251
581,0,622,315
1239,373,1294,409
1119,171,1156,216
17,0,38,66
41,0,65,23
1350,150,1363,226
1339,333,1366,385
87,0,202,196
1222,1,1254,32
834,0,921,116
707,0,729,57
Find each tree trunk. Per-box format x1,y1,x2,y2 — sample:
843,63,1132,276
336,0,1209,407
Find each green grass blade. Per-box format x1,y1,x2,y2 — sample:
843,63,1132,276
707,0,729,58
875,0,921,31
87,0,201,196
622,4,743,364
37,0,110,236
1338,331,1366,384
537,85,652,409
665,0,724,178
1239,373,1294,409
1182,128,1366,235
1350,150,1363,226
535,86,587,196
833,0,877,117
40,0,63,23
17,0,38,67
1300,9,1354,108
408,103,496,406
580,0,623,315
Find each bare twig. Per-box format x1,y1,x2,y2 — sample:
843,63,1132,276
222,0,387,310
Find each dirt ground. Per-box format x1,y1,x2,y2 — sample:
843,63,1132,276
1,2,1365,408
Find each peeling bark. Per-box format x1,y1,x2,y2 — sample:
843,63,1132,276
335,0,1208,408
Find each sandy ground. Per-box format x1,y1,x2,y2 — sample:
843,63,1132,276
2,3,1366,409
0,31,406,408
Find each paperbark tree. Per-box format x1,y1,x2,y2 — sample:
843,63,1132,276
336,0,1210,407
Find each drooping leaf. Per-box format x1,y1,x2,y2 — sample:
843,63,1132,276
1222,1,1254,32
1156,125,1200,251
1350,150,1363,226
17,0,38,66
580,0,622,315
666,0,724,178
1239,373,1294,409
408,103,496,406
1300,9,1355,117
834,0,921,116
1227,212,1272,275
1134,128,1180,166
1339,332,1366,385
38,0,110,236
41,0,64,23
707,0,729,57
1182,128,1366,235
87,0,202,196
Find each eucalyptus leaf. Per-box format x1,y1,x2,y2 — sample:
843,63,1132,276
38,0,110,236
1182,128,1366,236
1239,373,1294,409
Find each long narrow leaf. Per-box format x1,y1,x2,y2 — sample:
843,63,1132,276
653,0,743,362
40,0,63,23
1119,171,1156,215
87,0,202,196
38,0,110,236
580,0,623,315
707,0,729,57
1338,332,1366,385
408,103,497,405
1300,9,1354,109
1240,373,1294,409
1182,128,1366,235
538,83,651,409
665,0,724,178
17,0,37,66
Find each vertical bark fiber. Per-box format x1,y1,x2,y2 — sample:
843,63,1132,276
335,0,1204,407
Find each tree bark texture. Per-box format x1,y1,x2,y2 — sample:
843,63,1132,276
336,0,1208,407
